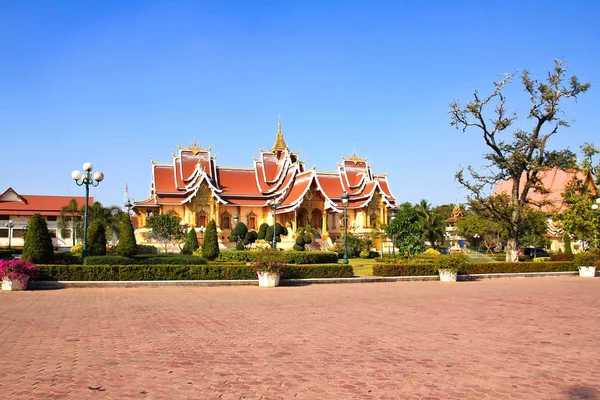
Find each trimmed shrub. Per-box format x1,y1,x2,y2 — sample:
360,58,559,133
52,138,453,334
573,252,600,267
218,251,258,262
282,251,339,264
243,231,258,248
533,257,550,262
229,222,248,244
424,248,441,256
52,251,81,265
138,245,159,254
373,261,576,276
181,229,199,255
257,223,269,240
87,221,107,256
36,263,353,281
282,264,354,279
359,250,370,259
117,215,138,257
202,220,220,260
83,255,208,265
22,213,54,263
550,254,574,262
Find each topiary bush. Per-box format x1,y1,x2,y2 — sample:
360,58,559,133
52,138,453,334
257,223,269,240
138,244,159,254
22,213,54,264
117,214,139,257
282,251,338,264
181,229,199,255
87,221,107,256
359,250,370,259
202,220,220,260
573,252,600,267
218,251,258,262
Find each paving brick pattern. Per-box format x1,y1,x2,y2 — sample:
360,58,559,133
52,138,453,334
1,278,599,399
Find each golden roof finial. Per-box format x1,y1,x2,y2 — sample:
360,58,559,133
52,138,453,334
271,118,288,152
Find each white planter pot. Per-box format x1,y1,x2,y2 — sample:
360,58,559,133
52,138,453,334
257,271,281,287
2,276,29,291
438,269,458,282
578,266,596,278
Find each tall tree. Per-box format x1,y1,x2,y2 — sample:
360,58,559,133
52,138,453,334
87,221,107,256
146,210,185,254
58,198,82,247
449,60,590,261
387,202,424,257
181,228,200,255
415,200,445,248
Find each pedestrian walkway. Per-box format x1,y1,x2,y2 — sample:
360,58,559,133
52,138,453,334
1,278,599,399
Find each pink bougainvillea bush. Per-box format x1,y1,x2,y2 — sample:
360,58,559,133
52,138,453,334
0,259,40,284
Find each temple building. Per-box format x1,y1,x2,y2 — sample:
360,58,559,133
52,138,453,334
133,122,398,248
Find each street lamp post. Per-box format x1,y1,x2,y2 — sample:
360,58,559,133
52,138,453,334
592,198,600,248
125,199,133,215
341,191,349,264
71,162,104,260
267,199,282,249
391,210,397,259
4,220,14,250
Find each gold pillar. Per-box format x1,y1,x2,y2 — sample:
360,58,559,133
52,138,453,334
215,203,220,228
321,210,328,237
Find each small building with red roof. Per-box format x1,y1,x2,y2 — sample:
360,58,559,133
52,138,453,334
133,121,398,248
0,187,92,249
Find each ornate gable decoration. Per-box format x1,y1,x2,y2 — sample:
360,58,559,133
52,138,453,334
178,139,212,155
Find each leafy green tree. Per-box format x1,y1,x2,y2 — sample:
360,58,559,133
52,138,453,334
432,204,456,222
202,219,220,260
83,202,126,243
87,221,107,256
22,213,54,263
415,199,446,248
117,214,138,257
58,198,82,247
387,202,424,257
456,210,505,253
449,59,590,261
293,234,313,251
558,150,600,246
181,229,200,255
257,223,269,240
146,210,185,254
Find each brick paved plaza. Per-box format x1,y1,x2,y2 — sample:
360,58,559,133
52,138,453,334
1,278,599,399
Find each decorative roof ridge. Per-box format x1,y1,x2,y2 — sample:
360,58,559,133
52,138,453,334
217,166,255,171
271,119,289,152
177,139,212,154
150,158,172,167
341,152,368,164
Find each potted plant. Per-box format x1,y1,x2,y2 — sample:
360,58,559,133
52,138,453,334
435,253,468,282
573,252,598,278
252,248,288,287
0,259,40,291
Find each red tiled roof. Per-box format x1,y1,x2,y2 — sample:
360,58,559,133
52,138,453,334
0,188,93,216
137,143,398,211
493,168,597,213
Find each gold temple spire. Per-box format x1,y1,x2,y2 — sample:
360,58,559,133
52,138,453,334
271,119,288,152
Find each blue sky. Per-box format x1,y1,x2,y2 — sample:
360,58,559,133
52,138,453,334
1,0,599,209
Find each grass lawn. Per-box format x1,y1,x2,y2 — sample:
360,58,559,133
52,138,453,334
352,265,374,276
337,258,379,276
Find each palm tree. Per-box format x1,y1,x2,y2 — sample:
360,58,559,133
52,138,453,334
58,199,82,247
415,199,446,248
81,202,126,244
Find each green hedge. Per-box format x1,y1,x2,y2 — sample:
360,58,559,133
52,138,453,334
83,255,207,265
550,254,575,262
373,264,437,276
282,264,354,279
217,251,258,262
373,261,576,277
37,263,353,281
218,250,339,264
38,264,256,281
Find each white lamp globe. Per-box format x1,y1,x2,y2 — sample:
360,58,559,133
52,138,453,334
596,198,600,205
71,170,83,180
93,171,104,182
593,204,599,210
83,162,93,172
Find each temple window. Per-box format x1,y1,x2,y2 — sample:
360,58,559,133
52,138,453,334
247,212,257,230
196,211,207,227
221,213,231,230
